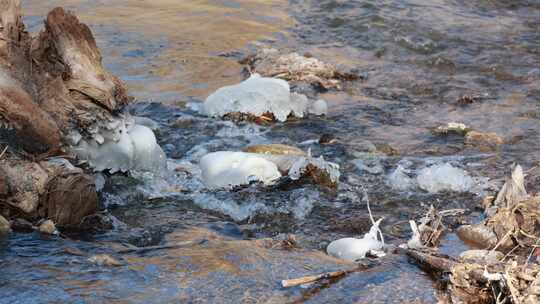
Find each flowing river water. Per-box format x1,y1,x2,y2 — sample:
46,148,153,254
2,0,540,303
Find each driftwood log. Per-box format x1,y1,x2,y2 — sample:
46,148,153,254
0,0,131,227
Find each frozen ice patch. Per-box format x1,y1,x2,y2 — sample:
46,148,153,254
416,163,474,193
202,74,327,122
200,151,281,189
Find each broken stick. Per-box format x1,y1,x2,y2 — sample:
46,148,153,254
281,267,358,288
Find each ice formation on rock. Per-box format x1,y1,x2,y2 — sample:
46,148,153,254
200,151,282,189
199,150,340,190
70,115,167,173
416,163,474,193
327,219,384,261
202,74,327,122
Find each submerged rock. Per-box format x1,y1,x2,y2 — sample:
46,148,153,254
200,151,282,189
202,74,327,122
242,144,305,156
416,163,474,193
465,131,503,151
88,254,123,267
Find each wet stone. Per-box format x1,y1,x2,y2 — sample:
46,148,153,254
465,131,503,151
0,215,10,234
38,220,58,235
242,144,305,156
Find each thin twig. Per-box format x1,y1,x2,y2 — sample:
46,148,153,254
0,145,7,159
116,240,204,254
358,185,385,247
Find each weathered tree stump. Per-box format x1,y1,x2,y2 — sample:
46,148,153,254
0,0,132,227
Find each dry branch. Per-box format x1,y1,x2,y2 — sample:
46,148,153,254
281,267,359,288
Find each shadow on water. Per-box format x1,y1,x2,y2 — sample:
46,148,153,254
3,0,539,303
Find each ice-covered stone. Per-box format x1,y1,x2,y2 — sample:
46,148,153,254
71,115,166,174
416,163,474,193
200,151,281,189
327,219,384,261
202,74,326,122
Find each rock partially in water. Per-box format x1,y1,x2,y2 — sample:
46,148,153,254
432,122,470,136
327,219,384,261
202,74,326,122
0,215,10,234
240,48,359,90
200,151,282,189
459,249,503,264
242,144,305,156
465,131,503,151
416,163,474,193
38,220,58,235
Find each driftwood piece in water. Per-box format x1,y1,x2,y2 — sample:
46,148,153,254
457,164,540,252
281,266,360,288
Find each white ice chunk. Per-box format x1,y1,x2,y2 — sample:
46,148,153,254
387,165,416,191
327,218,384,261
202,74,325,122
71,116,166,174
200,151,281,189
129,125,167,172
308,99,328,116
416,163,474,193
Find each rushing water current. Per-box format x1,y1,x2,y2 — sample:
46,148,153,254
2,0,540,303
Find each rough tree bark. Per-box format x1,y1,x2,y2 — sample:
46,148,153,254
0,0,131,227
